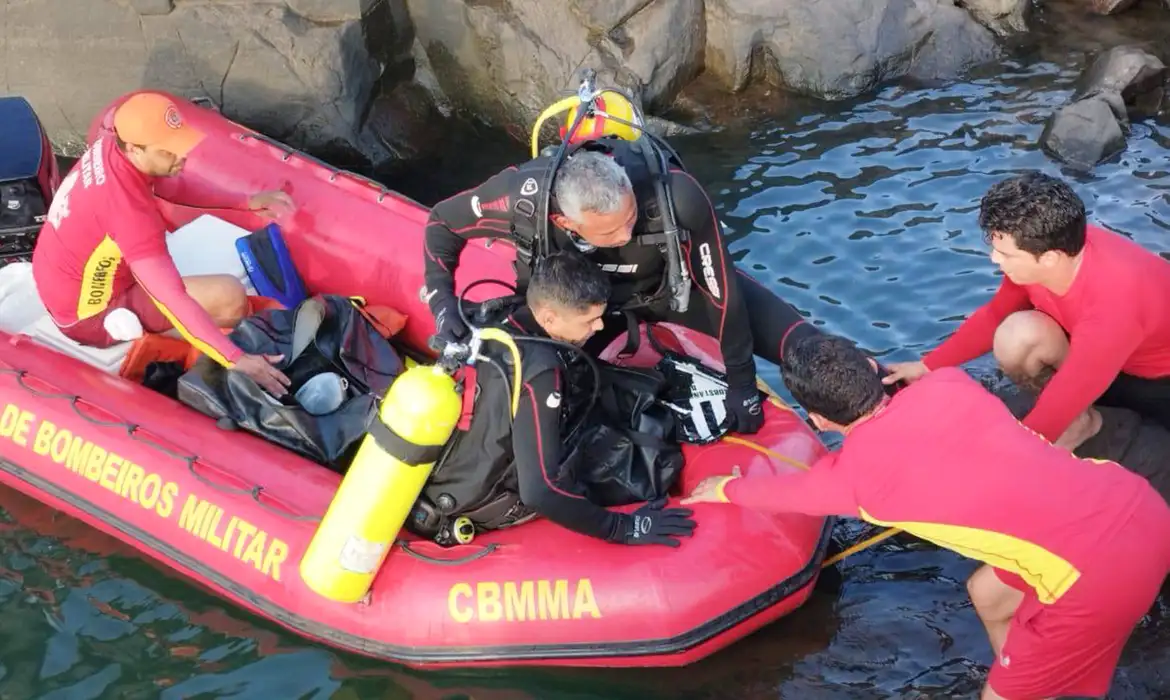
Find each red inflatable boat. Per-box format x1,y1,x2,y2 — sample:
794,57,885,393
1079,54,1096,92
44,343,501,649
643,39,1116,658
0,92,831,669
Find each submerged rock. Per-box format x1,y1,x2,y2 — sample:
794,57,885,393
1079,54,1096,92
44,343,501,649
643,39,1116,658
1040,46,1166,171
1040,94,1129,171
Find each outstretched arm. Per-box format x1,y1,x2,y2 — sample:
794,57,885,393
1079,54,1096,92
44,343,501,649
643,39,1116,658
924,279,1032,369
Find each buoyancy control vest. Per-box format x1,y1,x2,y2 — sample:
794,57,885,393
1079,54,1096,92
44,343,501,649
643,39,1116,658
416,320,594,535
508,136,690,314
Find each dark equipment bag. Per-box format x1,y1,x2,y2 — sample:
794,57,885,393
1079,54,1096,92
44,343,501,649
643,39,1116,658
177,294,404,470
564,361,684,507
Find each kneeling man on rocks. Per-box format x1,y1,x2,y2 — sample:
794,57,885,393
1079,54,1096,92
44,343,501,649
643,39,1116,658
684,333,1170,700
883,172,1170,450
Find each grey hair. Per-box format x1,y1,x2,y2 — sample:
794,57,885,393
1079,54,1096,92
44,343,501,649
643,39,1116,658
553,151,633,221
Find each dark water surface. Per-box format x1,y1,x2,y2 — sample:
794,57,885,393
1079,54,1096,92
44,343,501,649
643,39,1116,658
5,40,1170,700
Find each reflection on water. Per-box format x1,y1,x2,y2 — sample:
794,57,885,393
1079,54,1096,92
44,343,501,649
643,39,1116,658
4,47,1170,699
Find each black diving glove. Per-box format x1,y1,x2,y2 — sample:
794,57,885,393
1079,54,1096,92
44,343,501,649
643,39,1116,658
431,300,469,350
618,498,696,547
727,383,765,434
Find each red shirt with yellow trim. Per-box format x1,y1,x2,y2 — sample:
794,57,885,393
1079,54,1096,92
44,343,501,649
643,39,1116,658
31,134,245,366
922,224,1170,441
723,367,1155,604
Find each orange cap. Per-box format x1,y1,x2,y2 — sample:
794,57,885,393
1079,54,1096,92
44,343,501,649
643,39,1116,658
113,93,205,157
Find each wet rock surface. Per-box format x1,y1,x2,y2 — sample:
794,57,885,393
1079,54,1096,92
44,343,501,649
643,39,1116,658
2,0,416,166
6,0,1170,171
1040,93,1130,170
1073,45,1167,119
957,0,1031,35
1039,45,1166,170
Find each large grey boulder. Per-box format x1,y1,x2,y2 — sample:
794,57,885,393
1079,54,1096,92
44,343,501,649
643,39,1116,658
407,0,1001,134
405,0,705,131
702,0,999,99
1039,93,1129,171
1039,46,1167,171
4,0,417,166
1072,46,1167,120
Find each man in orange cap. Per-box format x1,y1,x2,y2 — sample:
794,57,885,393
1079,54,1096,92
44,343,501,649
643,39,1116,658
32,92,293,396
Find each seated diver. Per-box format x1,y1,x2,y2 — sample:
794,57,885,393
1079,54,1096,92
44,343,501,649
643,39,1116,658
414,250,697,547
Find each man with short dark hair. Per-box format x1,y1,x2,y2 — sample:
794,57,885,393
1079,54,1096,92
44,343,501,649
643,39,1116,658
420,250,696,547
882,172,1170,447
684,332,1170,700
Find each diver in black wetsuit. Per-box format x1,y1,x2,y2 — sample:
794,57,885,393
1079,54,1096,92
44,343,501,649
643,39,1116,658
417,250,696,546
423,84,820,440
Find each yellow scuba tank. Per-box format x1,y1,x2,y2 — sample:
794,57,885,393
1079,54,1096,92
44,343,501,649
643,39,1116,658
300,364,462,603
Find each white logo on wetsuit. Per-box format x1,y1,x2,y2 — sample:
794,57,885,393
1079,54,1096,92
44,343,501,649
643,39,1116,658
470,195,483,218
699,242,721,300
599,263,639,273
520,178,539,196
546,391,561,408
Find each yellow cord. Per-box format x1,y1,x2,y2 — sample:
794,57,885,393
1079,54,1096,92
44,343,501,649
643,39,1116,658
821,528,901,568
719,414,903,569
529,96,581,158
476,328,523,418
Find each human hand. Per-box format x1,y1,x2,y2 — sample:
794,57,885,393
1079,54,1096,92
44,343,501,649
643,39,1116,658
681,466,742,505
619,498,697,547
881,360,929,386
232,353,291,397
247,190,295,219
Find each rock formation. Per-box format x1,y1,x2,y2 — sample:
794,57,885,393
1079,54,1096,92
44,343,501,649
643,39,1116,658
4,0,416,166
407,0,1002,133
1040,46,1167,171
10,0,1166,172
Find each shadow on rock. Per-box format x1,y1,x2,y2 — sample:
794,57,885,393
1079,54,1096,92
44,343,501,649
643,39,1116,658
1039,45,1167,171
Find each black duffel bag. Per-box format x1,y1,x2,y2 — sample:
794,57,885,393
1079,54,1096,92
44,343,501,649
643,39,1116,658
177,294,404,470
565,362,684,507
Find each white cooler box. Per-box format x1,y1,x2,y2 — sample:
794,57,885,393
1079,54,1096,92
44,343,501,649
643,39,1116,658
0,214,258,373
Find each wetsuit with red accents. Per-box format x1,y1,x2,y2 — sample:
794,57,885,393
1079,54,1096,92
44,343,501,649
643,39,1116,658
31,132,247,366
422,143,815,394
923,224,1170,441
421,307,623,541
719,367,1170,698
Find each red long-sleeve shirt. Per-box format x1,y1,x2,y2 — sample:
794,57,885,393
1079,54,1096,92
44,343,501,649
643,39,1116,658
922,225,1170,441
722,367,1163,604
31,133,247,366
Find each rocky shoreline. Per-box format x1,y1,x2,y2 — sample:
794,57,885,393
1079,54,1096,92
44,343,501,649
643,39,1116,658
9,0,1170,173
